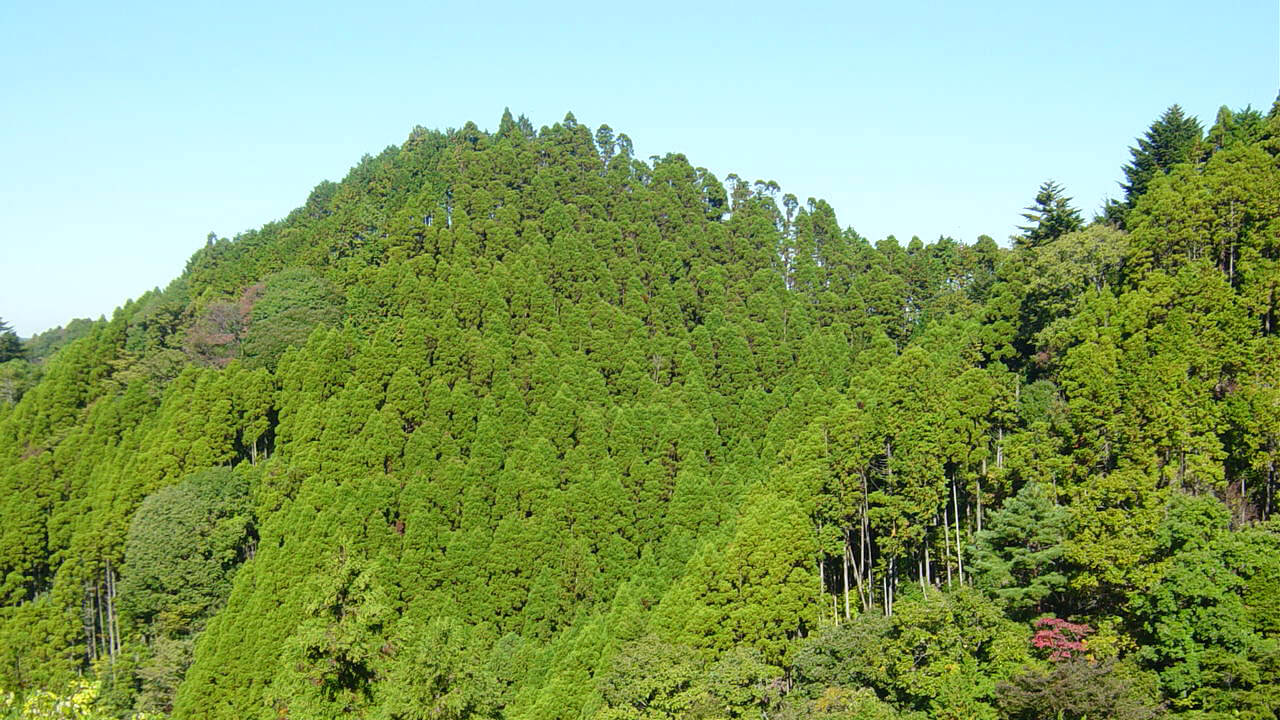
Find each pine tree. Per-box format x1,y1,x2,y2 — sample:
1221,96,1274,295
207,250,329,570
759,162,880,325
1016,181,1083,248
970,482,1069,616
1120,104,1204,208
0,318,23,363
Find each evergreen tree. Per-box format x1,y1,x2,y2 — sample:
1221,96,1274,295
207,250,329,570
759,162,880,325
1016,181,1083,248
1119,104,1204,209
970,482,1069,616
0,317,22,363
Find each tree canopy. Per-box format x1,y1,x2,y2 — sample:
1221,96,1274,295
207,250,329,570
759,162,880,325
3,102,1280,720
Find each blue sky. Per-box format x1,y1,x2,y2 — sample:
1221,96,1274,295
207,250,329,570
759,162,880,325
1,0,1276,336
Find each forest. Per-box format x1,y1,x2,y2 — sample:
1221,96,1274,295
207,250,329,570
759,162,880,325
1,100,1279,719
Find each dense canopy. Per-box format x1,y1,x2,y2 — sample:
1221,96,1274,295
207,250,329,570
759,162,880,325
3,101,1280,719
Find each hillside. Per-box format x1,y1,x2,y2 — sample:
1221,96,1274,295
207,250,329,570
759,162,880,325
3,103,1280,719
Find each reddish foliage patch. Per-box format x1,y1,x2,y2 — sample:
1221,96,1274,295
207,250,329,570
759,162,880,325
1032,617,1092,661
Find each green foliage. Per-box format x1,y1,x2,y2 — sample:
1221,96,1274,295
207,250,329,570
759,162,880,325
0,677,165,720
594,637,783,720
110,467,255,715
655,490,817,667
594,636,709,719
0,359,40,405
1015,181,1083,248
3,103,1279,720
267,552,394,719
1126,497,1280,715
778,687,905,720
376,615,500,720
1018,224,1129,354
971,482,1069,615
995,659,1161,720
240,269,344,370
133,636,195,716
23,318,99,364
0,318,24,364
1205,104,1266,154
1118,104,1205,213
118,467,254,636
791,587,1027,717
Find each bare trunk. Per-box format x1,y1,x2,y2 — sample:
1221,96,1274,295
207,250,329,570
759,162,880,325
1241,475,1247,526
103,564,114,661
953,479,965,583
924,540,932,587
95,579,107,660
997,427,1004,470
942,504,953,586
861,475,873,612
842,536,851,621
104,559,120,660
978,457,985,533
888,557,896,616
1267,459,1275,521
82,580,96,663
882,573,889,617
866,526,873,609
816,555,825,604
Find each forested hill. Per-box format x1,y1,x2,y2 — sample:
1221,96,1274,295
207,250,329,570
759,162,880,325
2,101,1280,719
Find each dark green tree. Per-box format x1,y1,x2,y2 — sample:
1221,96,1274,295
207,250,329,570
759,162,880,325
0,317,23,363
1016,181,1083,248
970,482,1070,616
241,268,345,369
117,467,254,635
267,552,394,719
996,659,1161,720
1113,104,1204,218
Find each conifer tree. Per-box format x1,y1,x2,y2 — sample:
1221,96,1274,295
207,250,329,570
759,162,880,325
971,482,1068,616
0,318,23,363
1016,181,1083,248
1108,104,1204,224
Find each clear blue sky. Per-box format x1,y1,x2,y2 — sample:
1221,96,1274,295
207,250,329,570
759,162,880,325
2,0,1276,336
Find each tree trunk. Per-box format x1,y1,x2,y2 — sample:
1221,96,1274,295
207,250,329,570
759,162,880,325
95,578,107,660
882,573,889,617
978,458,985,533
861,475,873,612
997,427,1004,470
83,580,96,663
942,504,953,586
104,559,120,661
924,539,932,587
888,557,896,617
953,479,965,583
842,535,851,621
1267,458,1275,521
